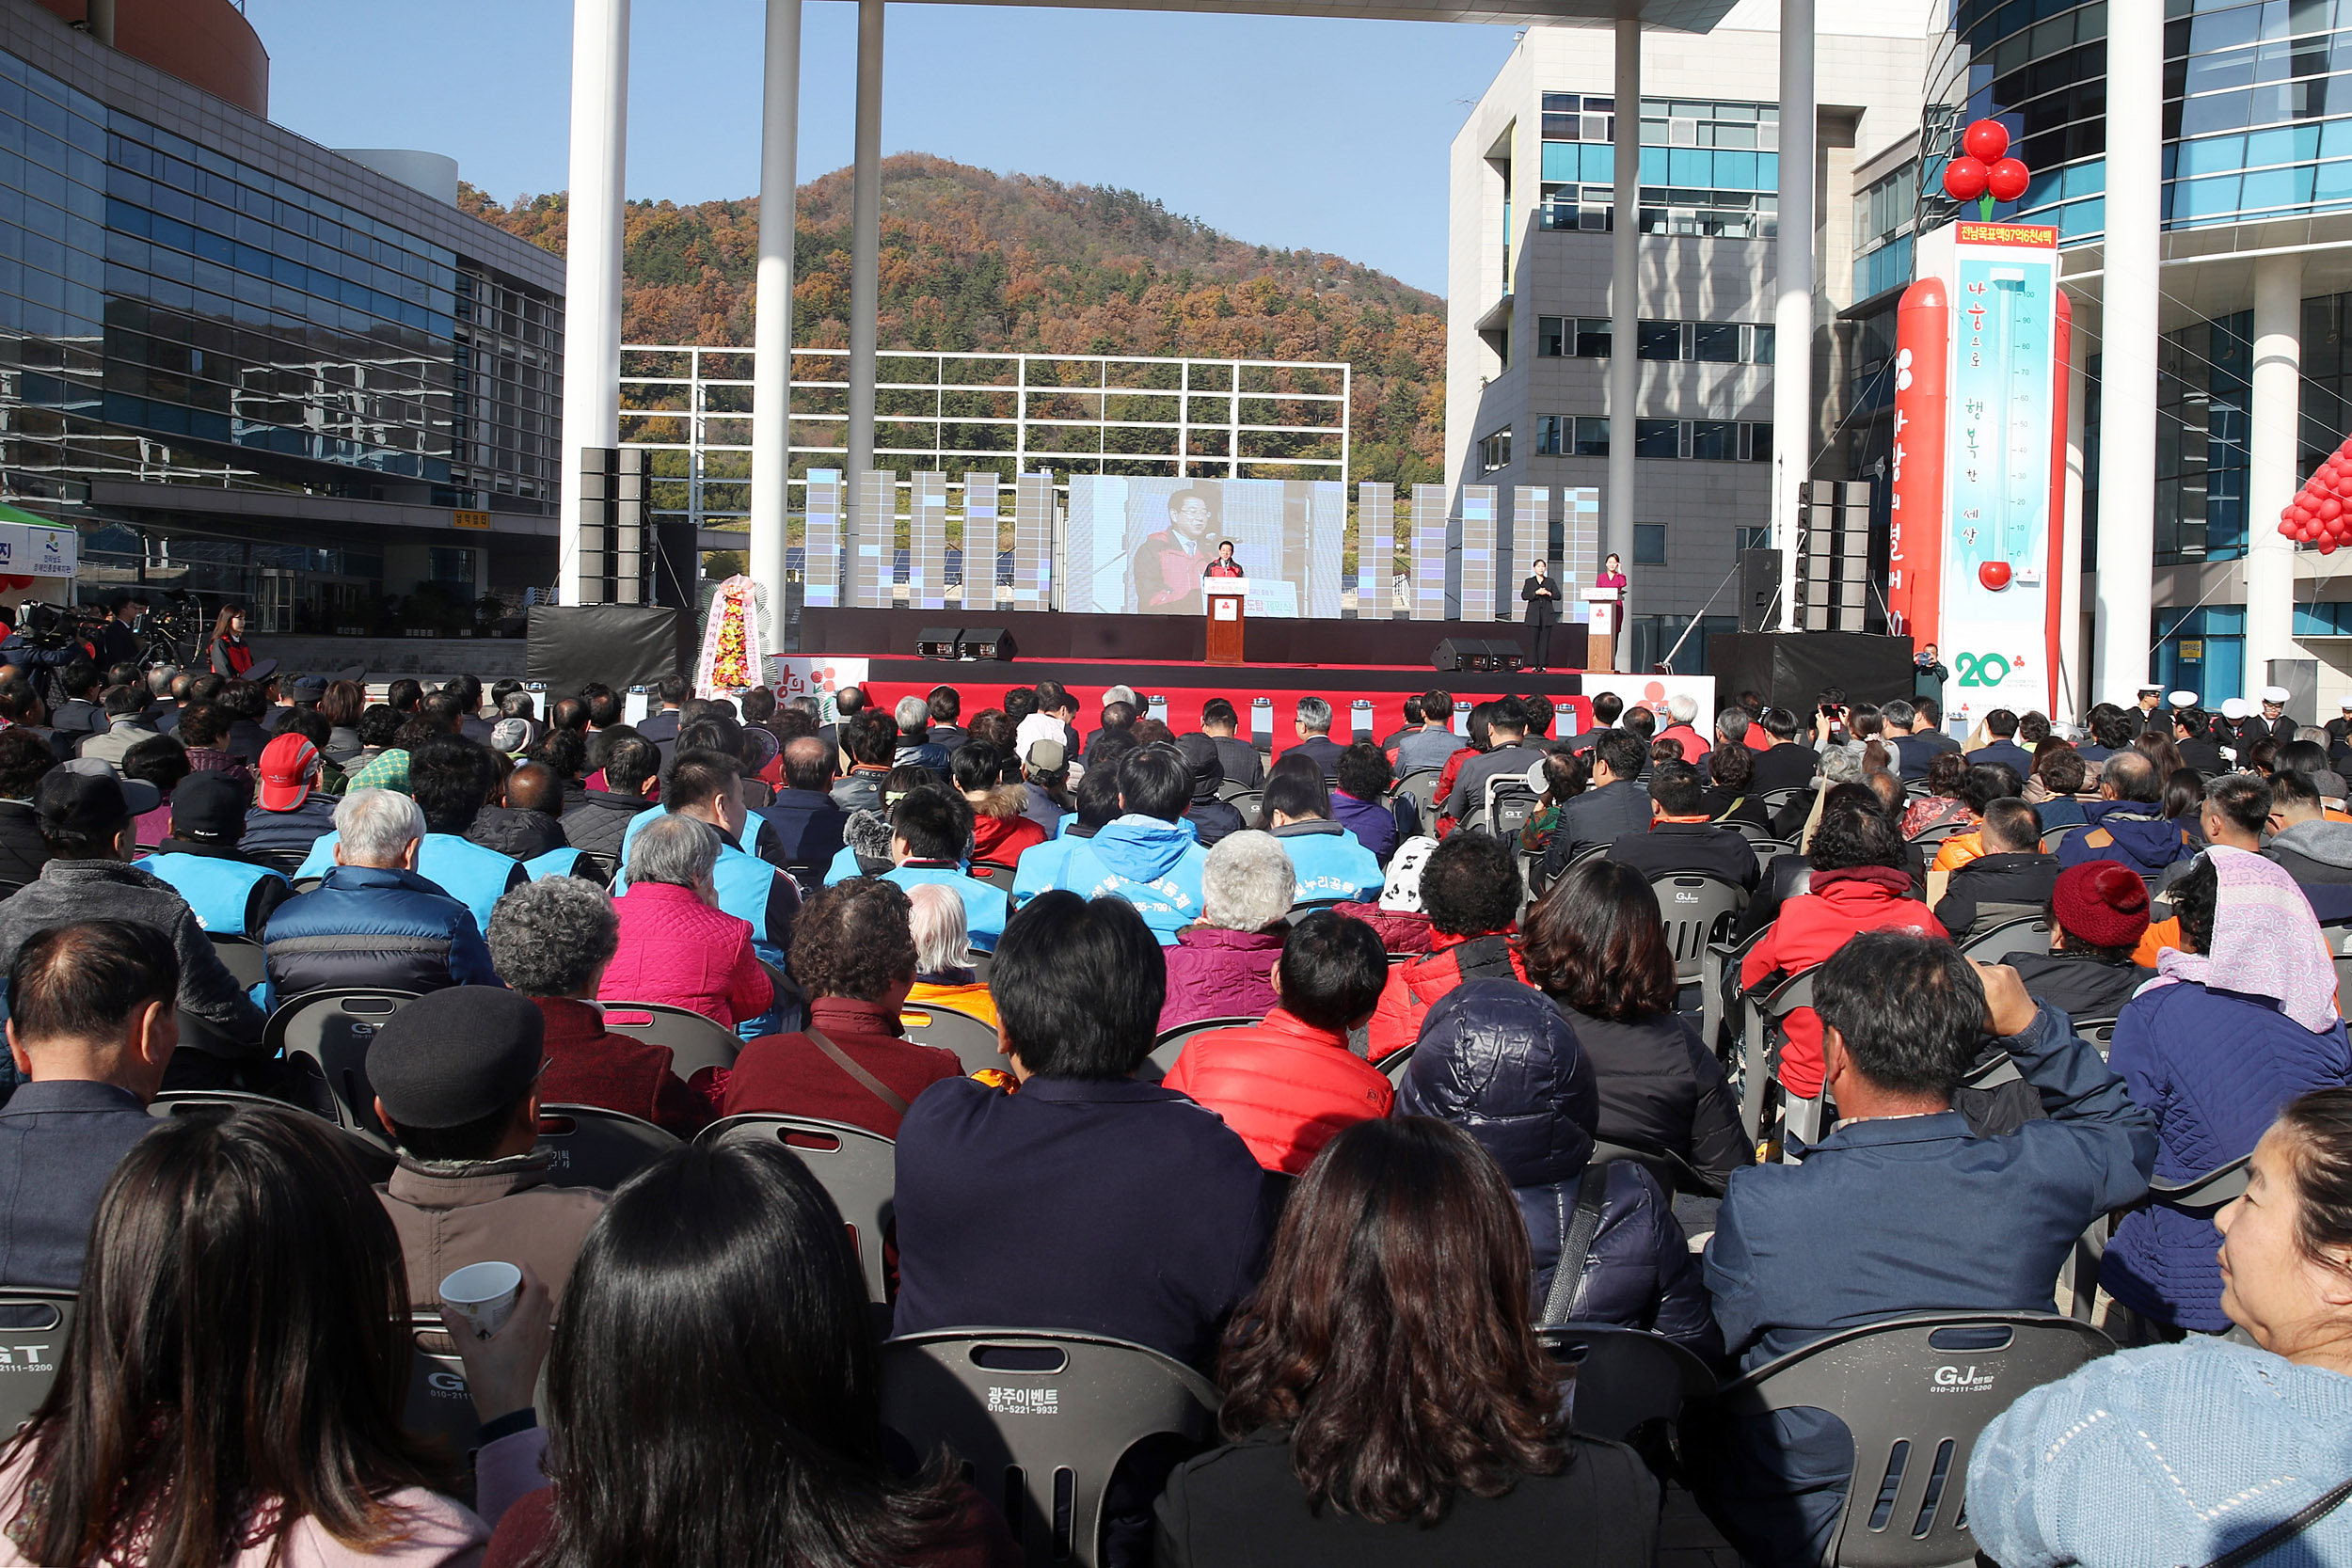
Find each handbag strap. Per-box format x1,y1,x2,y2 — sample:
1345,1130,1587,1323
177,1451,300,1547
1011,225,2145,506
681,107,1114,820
2186,1472,2352,1568
805,1026,910,1117
1539,1164,1613,1327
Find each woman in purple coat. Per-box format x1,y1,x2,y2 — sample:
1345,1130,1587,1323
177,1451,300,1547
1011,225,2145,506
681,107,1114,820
1159,831,1295,1032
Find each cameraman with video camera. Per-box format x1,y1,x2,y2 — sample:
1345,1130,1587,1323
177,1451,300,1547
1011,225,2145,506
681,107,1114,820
0,605,87,712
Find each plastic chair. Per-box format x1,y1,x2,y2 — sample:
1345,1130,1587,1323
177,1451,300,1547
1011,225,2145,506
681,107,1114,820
1758,786,1809,814
1648,873,1749,986
1707,1312,2114,1568
1225,790,1263,825
899,1004,1005,1073
1722,817,1777,847
2077,1015,2119,1054
967,860,1016,892
880,1329,1223,1568
1394,769,1445,817
262,988,421,1137
2148,1151,2251,1212
399,1310,499,1503
1738,968,1817,1147
1485,776,1539,842
1539,1323,1717,1444
535,1104,681,1190
2041,823,2084,855
1378,1043,1416,1084
0,1289,72,1433
1910,818,1967,851
1959,917,2052,964
148,1090,396,1181
700,1114,898,1301
1588,1138,1725,1198
1286,896,1349,921
596,1001,743,1077
1136,1015,1261,1084
207,931,266,988
1214,777,1254,801
1702,924,1773,1062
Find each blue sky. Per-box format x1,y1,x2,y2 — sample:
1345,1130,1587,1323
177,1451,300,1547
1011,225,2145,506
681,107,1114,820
246,0,1519,295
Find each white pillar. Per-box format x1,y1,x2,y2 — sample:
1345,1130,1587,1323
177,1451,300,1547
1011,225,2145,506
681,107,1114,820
848,0,884,478
2247,250,2305,687
2058,294,2091,723
1770,0,1813,633
748,0,803,635
2093,14,2162,703
1605,3,1640,670
558,0,629,606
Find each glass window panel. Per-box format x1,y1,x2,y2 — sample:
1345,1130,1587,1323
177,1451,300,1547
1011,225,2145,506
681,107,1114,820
1633,523,1668,563
2183,90,2255,135
1692,323,1742,361
2314,156,2352,199
2240,162,2314,206
1537,316,1567,356
1690,420,1740,459
2181,132,2248,173
1633,419,1681,458
1573,416,1611,455
2176,172,2245,216
1576,319,1613,356
1669,147,1712,184
1636,322,1681,359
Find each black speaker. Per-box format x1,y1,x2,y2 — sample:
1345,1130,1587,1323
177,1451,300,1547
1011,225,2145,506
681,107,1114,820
1738,548,1784,633
1483,637,1526,673
916,626,962,659
1433,637,1525,673
958,626,1016,661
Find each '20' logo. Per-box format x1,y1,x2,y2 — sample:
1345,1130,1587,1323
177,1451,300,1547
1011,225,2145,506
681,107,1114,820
1953,651,2011,688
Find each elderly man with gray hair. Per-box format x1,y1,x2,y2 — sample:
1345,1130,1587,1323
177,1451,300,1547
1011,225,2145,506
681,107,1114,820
1159,829,1297,1031
892,693,952,772
259,786,497,1006
1288,695,1345,780
1656,691,1712,764
485,876,712,1134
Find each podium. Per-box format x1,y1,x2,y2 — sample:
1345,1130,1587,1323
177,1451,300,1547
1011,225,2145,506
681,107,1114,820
1585,586,1620,673
1204,578,1248,666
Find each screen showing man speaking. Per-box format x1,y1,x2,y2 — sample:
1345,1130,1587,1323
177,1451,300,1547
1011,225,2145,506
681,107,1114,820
1065,476,1345,617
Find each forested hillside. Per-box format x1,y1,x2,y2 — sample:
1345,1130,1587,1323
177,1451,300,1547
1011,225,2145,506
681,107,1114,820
460,154,1443,486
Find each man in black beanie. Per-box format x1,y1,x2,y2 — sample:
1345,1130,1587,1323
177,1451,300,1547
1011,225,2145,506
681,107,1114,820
367,986,608,1310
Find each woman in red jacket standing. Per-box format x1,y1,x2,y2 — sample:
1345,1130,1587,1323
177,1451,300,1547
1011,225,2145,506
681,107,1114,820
1740,800,1947,1101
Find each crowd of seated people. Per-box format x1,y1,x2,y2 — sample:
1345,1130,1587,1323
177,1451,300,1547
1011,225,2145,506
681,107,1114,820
8,664,2352,1564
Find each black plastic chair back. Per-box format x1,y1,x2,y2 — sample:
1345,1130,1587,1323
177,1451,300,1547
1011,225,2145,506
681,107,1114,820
1137,1015,1262,1084
1540,1323,1717,1443
0,1289,72,1433
262,988,420,1136
535,1103,681,1190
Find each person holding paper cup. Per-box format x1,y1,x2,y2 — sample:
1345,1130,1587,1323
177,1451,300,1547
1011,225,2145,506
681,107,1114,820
367,986,607,1310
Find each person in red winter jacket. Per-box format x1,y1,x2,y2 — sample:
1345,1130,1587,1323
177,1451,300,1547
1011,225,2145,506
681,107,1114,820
1160,830,1295,1032
1367,831,1537,1060
1164,911,1393,1174
1740,800,1947,1098
953,742,1046,868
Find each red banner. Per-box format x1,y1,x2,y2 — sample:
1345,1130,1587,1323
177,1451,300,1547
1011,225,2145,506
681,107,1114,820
1887,276,1950,643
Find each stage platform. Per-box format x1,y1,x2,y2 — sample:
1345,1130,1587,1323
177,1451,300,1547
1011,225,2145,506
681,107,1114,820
798,606,1589,669
834,657,1651,745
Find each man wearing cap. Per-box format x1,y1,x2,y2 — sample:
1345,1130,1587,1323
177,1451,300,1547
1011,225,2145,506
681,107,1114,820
241,733,340,865
2254,685,2299,745
71,685,157,769
0,762,266,1076
133,773,294,939
2134,686,2164,719
366,985,609,1310
2010,862,2155,1020
262,787,498,1004
1018,738,1071,839
1176,730,1244,849
264,673,326,736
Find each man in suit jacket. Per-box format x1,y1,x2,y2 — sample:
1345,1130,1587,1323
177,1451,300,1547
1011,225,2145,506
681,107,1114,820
634,675,689,754
1519,559,1562,672
1542,730,1657,878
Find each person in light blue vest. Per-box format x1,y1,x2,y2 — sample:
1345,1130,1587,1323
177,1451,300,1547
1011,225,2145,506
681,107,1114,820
1029,745,1208,945
133,772,293,938
872,786,1009,951
613,746,804,1037
1010,765,1129,909
1257,764,1382,905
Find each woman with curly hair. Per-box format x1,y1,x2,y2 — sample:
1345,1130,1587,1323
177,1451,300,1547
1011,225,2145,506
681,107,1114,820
1154,1116,1658,1565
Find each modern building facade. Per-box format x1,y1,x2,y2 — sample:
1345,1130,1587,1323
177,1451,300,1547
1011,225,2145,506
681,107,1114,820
1452,0,2352,711
1447,0,1932,672
0,0,578,637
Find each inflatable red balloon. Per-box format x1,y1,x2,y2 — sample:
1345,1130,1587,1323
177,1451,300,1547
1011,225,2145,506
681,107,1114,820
1943,156,1990,201
1986,158,2031,202
1979,561,2013,591
1963,119,2010,164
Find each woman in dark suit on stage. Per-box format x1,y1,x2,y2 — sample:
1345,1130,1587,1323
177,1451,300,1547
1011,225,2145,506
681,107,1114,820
1520,559,1561,672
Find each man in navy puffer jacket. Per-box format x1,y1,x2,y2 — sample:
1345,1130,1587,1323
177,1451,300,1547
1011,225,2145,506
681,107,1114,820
1394,978,1719,1354
261,786,497,1007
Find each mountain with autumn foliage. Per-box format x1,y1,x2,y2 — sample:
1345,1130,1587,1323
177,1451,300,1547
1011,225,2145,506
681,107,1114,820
458,154,1444,486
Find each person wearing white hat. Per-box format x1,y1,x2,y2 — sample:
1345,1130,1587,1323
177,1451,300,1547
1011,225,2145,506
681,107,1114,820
2220,697,2250,721
2330,695,2352,750
2135,685,2165,718
2256,684,2297,745
2167,689,2199,709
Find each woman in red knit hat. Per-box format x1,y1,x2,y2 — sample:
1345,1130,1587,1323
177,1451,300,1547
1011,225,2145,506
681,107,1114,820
2007,861,2153,1022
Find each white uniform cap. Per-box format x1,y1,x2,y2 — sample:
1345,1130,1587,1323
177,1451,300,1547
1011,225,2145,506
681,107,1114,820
2220,698,2250,720
2169,689,2199,708
2261,685,2292,704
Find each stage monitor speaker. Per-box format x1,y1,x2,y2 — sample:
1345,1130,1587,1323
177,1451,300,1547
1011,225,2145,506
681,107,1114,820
1738,548,1783,633
916,626,962,659
1432,637,1525,673
1484,637,1526,672
958,626,1015,661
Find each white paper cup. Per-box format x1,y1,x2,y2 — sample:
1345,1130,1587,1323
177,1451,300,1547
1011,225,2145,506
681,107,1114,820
439,1260,523,1339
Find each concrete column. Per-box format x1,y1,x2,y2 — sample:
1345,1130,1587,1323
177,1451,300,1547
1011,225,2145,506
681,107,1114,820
748,0,803,631
2093,11,2163,702
558,0,629,606
848,0,884,478
1771,0,1814,632
1605,2,1640,660
86,0,114,47
2248,250,2305,685
2058,294,2092,722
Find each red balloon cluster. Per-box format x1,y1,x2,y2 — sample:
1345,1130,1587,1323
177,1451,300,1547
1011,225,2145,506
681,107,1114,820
1942,119,2030,204
0,577,31,593
2280,436,2352,554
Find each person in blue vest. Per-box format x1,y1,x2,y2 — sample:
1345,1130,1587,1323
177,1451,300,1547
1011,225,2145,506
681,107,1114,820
1036,745,1210,945
133,773,293,939
613,745,804,1037
260,788,498,1007
293,734,525,932
873,785,1009,952
1256,763,1382,905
